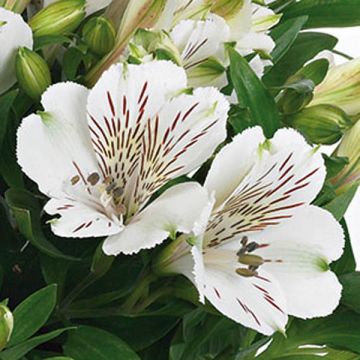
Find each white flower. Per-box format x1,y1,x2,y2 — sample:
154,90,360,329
169,14,230,88
165,127,344,335
43,0,112,15
16,61,229,255
0,7,33,95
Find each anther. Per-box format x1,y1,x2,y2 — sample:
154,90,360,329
106,182,116,194
236,268,258,277
246,242,259,253
238,254,264,267
113,187,124,199
71,175,80,185
115,203,127,215
87,172,100,186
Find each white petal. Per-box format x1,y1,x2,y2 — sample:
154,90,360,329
86,61,187,209
252,205,344,319
44,198,122,238
236,32,276,55
204,128,326,247
205,126,265,208
226,0,252,42
0,8,33,94
17,82,99,198
249,55,272,78
132,86,229,211
102,182,210,255
170,15,229,71
44,0,111,15
251,4,281,32
201,249,288,335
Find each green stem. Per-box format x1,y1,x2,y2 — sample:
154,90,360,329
332,49,354,61
60,273,97,311
121,270,157,312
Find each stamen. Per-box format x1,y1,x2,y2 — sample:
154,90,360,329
238,254,264,267
113,187,124,200
87,172,100,186
115,203,127,215
236,268,258,277
71,175,80,185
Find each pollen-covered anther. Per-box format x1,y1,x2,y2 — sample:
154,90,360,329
236,268,258,277
238,254,264,267
71,175,80,185
87,172,100,185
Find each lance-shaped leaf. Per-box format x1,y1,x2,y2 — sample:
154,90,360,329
229,49,281,137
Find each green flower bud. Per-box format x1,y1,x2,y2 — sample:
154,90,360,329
82,16,116,56
0,304,13,351
285,104,353,145
29,0,86,37
130,28,182,65
310,58,360,116
205,0,245,19
332,120,360,194
1,0,30,13
16,47,51,100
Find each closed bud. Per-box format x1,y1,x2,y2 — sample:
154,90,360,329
16,47,51,100
310,58,360,116
332,120,360,194
285,105,353,145
205,0,245,19
1,0,30,13
0,304,13,351
29,0,86,37
83,16,116,56
130,29,182,65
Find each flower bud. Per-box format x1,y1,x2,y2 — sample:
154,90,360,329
310,58,360,116
29,0,86,37
82,16,116,56
285,105,353,145
15,47,51,100
129,29,182,65
331,120,360,194
1,0,30,13
205,0,245,19
0,304,13,351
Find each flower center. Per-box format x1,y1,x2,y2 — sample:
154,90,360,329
71,171,127,223
235,236,264,278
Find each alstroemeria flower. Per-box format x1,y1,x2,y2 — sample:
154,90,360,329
0,7,33,94
162,127,344,335
17,61,229,255
157,0,280,78
44,0,112,16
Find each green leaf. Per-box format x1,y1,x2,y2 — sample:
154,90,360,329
44,358,74,360
63,326,140,360
0,90,18,151
33,35,71,50
63,47,86,81
324,185,358,220
332,219,356,275
264,32,337,87
91,315,180,351
296,59,330,86
283,0,360,28
258,308,360,359
9,284,57,346
5,189,79,261
0,328,73,360
270,16,308,64
340,272,360,314
229,49,281,137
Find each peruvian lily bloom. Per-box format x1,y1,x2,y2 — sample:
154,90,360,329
0,7,33,94
17,61,229,255
44,0,112,16
155,127,344,335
